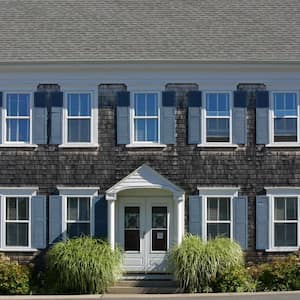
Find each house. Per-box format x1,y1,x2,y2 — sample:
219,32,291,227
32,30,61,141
0,0,299,272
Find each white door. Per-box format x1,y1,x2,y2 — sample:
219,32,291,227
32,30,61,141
118,197,173,272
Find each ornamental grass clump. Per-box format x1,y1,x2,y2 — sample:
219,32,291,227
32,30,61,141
46,237,122,294
169,234,244,292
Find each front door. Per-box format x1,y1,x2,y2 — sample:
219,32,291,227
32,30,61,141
118,197,173,272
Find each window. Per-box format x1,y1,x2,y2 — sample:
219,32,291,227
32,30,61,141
5,93,31,143
272,92,298,143
66,93,92,143
206,197,231,239
133,92,159,143
5,197,29,247
204,92,231,144
66,197,91,238
274,197,298,247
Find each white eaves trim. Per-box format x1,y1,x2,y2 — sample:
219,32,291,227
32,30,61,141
197,186,240,196
57,186,99,197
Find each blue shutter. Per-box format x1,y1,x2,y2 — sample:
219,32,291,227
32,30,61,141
160,91,176,144
93,195,107,239
232,91,247,145
50,92,63,144
187,91,202,144
32,92,47,144
256,91,270,144
49,195,63,243
0,92,2,144
233,196,248,250
116,91,130,144
31,195,47,249
189,195,202,237
256,196,270,250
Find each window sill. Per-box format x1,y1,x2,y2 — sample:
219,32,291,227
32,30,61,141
0,144,38,148
126,143,167,148
197,143,239,148
266,143,300,148
0,248,38,252
265,247,299,252
58,143,99,148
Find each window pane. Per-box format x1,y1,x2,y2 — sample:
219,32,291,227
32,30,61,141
274,93,297,117
125,207,140,229
68,119,91,142
6,119,17,141
18,119,30,142
275,197,285,220
79,94,91,116
134,119,146,141
219,198,230,221
7,94,18,116
67,198,78,220
67,223,90,238
18,94,30,116
6,223,28,247
79,198,90,221
275,223,297,247
146,93,158,116
286,197,297,220
6,198,17,220
274,118,297,142
207,223,230,239
206,93,229,117
134,93,146,116
206,118,230,142
18,197,29,220
152,207,167,229
68,94,79,116
207,198,218,221
146,119,158,142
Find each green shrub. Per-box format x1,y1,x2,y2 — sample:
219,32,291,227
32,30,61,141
249,254,300,291
0,255,31,295
169,234,244,292
46,237,122,294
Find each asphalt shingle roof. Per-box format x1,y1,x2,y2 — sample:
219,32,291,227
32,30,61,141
0,0,300,63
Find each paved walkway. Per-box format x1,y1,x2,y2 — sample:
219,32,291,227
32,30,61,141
1,291,300,300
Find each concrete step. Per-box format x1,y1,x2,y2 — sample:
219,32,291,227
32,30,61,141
107,286,183,294
116,280,179,287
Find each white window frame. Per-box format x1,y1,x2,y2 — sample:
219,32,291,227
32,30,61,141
128,91,163,147
0,187,38,251
2,91,33,146
266,187,300,252
200,91,234,147
61,91,98,148
57,186,98,239
268,91,300,147
198,187,239,241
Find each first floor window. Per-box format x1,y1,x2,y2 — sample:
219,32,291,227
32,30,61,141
274,197,298,247
6,93,31,143
5,197,29,247
206,197,231,239
66,197,91,238
67,93,92,143
205,92,231,143
133,92,159,143
273,92,298,143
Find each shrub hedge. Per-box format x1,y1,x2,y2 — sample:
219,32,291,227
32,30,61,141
46,237,122,294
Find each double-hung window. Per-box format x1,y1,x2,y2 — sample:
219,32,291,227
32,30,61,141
66,197,91,238
204,92,231,144
206,197,231,239
5,93,31,143
133,92,159,144
66,93,92,143
272,92,298,143
273,197,298,248
5,197,30,247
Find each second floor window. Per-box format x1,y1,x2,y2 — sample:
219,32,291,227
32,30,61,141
272,92,298,143
6,93,30,143
67,93,91,143
133,93,159,143
205,92,231,144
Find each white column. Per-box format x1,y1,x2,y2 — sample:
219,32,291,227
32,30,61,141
107,199,116,250
176,194,185,245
